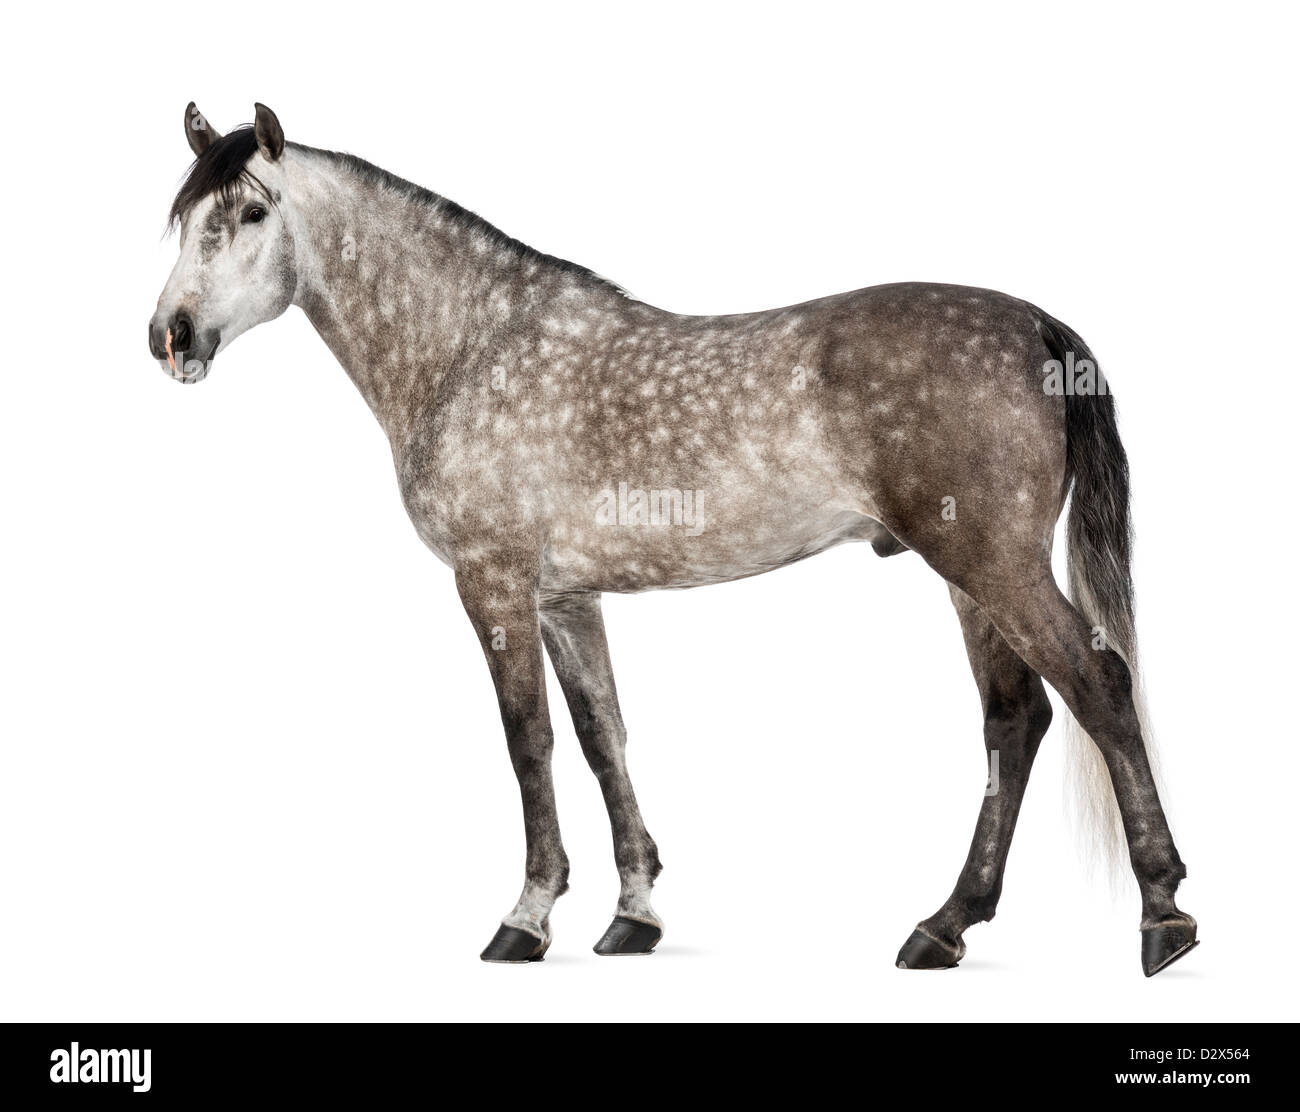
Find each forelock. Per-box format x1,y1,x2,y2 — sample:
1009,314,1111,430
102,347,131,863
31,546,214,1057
168,126,272,229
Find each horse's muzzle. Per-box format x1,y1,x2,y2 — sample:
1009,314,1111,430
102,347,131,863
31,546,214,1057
148,312,218,383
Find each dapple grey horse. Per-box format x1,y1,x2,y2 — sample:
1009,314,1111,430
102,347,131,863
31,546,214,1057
149,103,1196,974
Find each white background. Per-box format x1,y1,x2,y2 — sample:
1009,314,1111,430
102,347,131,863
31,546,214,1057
3,1,1296,1021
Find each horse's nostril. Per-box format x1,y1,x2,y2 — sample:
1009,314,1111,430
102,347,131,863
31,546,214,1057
172,316,194,352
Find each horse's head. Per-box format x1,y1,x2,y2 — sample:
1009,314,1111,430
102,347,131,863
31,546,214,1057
149,103,298,383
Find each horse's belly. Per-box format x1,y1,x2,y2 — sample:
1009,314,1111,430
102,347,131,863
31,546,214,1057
541,491,883,593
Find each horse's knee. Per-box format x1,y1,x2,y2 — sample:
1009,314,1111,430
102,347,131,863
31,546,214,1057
576,717,628,776
507,736,556,781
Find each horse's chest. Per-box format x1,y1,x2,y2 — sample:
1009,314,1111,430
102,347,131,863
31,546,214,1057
395,423,556,568
394,445,464,569
399,487,458,568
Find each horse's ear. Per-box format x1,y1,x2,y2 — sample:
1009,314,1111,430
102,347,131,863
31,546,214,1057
253,103,285,161
184,101,220,157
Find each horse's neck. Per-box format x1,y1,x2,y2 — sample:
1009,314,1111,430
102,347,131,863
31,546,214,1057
285,149,624,444
286,152,481,439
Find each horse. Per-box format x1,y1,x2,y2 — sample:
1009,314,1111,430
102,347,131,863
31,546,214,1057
149,103,1197,974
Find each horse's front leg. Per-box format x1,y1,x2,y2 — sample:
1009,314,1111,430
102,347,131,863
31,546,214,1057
457,557,569,963
539,590,663,956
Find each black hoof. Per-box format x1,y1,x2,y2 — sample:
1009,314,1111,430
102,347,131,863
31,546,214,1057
1141,921,1199,977
593,916,662,956
480,924,548,964
895,928,963,970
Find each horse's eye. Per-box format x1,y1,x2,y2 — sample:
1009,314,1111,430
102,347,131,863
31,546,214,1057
243,206,266,225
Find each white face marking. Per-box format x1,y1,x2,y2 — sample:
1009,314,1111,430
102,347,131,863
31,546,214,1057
152,152,298,378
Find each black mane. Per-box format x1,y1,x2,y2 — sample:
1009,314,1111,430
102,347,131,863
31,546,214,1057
168,128,618,291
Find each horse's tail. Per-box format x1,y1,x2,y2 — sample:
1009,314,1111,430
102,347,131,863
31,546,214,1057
1036,310,1155,885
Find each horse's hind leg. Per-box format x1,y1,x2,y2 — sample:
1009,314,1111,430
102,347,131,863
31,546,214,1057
896,585,1053,970
539,590,663,955
968,570,1197,976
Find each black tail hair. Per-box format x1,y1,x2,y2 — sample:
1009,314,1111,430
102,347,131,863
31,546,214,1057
1036,311,1137,663
1035,308,1148,879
